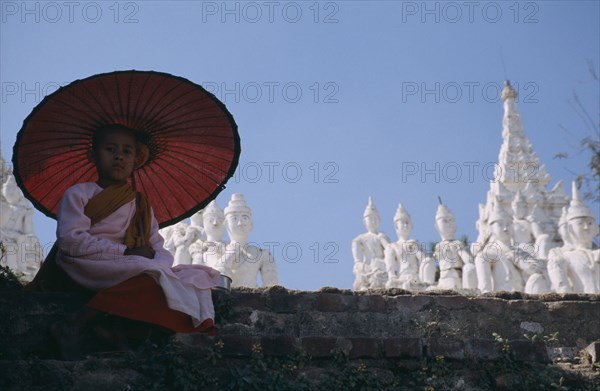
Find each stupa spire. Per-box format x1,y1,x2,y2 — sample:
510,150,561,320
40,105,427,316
497,80,549,191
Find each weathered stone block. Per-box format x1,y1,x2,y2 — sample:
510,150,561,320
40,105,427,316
427,338,465,360
232,292,267,310
383,337,422,358
348,337,379,358
470,297,508,315
315,293,357,312
301,336,337,357
356,295,386,312
261,335,299,356
219,335,255,356
387,295,432,312
464,339,500,361
267,293,309,313
509,340,551,363
433,295,469,309
507,299,546,314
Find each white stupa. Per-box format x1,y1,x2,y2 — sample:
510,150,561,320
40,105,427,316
474,81,570,255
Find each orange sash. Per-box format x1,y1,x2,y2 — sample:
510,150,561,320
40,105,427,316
24,183,152,292
84,183,151,249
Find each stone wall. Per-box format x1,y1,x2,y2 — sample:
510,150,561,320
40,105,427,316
1,283,599,390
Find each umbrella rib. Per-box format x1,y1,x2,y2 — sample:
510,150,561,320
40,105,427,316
144,98,233,129
158,152,224,190
143,160,190,218
130,72,154,129
168,145,234,169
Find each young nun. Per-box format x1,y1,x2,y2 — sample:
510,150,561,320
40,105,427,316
28,124,220,359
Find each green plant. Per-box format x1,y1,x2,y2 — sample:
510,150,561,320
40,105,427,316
524,331,560,347
492,332,519,372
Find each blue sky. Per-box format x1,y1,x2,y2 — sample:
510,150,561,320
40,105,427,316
1,1,599,290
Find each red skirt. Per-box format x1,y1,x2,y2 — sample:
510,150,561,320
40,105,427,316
25,246,215,335
88,274,215,334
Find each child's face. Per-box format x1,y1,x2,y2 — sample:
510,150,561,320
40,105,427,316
91,129,137,187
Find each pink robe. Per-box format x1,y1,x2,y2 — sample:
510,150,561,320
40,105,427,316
55,182,220,326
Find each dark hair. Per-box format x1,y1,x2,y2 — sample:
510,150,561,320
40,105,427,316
92,124,148,152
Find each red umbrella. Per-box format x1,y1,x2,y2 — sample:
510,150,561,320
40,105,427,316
12,70,240,227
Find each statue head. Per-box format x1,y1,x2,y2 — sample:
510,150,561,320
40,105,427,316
224,193,253,242
393,203,412,240
363,196,381,233
2,175,23,205
566,182,598,248
511,190,528,219
434,203,457,240
203,200,225,241
488,202,513,244
174,221,188,236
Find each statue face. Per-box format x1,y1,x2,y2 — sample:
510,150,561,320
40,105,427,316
395,217,412,238
203,214,225,239
226,212,253,239
436,216,456,239
512,202,527,219
490,219,513,242
363,214,380,233
568,217,597,245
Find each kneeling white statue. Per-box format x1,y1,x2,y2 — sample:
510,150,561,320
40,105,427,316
547,182,599,294
223,194,279,288
189,200,229,275
352,197,389,290
385,203,434,290
475,202,549,294
432,202,477,291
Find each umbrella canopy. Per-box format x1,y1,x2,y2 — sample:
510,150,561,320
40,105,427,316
12,70,240,227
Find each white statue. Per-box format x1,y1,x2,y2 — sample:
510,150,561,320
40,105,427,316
189,201,229,276
512,191,534,245
223,194,278,288
159,225,176,252
475,202,549,293
547,182,599,294
384,204,433,290
433,202,477,290
189,208,207,239
351,197,389,290
529,205,556,260
166,221,201,266
0,175,42,279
